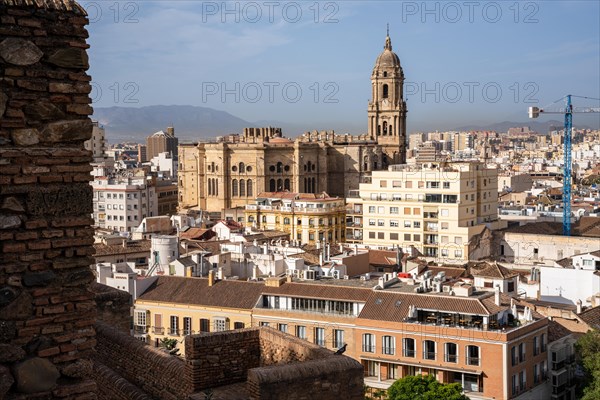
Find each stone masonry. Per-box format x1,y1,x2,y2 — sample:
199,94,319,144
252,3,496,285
0,0,96,398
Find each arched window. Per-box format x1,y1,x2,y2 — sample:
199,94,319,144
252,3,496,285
389,125,393,136
247,180,253,197
377,125,381,135
383,121,388,135
269,179,276,192
311,177,316,193
232,179,238,197
284,179,290,191
277,162,283,173
261,215,267,223
239,162,245,173
214,179,218,196
304,178,308,192
283,217,290,225
239,179,245,197
383,71,387,77
277,179,283,191
383,84,389,98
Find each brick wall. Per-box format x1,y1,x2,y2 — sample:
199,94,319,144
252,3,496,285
184,327,364,399
184,328,262,391
94,322,190,400
91,282,131,332
247,357,364,400
0,0,97,398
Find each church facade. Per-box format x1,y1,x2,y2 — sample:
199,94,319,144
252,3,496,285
178,34,407,214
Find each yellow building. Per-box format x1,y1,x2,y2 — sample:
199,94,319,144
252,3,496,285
244,192,346,245
133,274,264,354
346,161,503,262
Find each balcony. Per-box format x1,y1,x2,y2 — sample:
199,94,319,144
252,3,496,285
133,325,148,335
403,349,415,358
153,327,164,335
423,351,436,360
363,345,375,353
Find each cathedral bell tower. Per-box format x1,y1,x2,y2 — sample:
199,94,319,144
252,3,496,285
368,29,407,164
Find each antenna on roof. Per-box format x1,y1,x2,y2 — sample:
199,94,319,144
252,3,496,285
386,23,389,36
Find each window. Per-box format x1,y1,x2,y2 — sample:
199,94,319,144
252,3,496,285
369,232,376,239
183,317,192,335
512,375,518,395
541,334,547,352
404,234,411,241
380,180,387,188
377,232,384,240
169,316,179,335
423,340,436,360
393,180,402,188
314,327,325,346
377,219,385,226
445,343,458,363
333,329,344,349
413,221,420,228
278,324,288,333
390,220,399,227
441,222,449,230
403,338,415,357
368,206,376,213
441,209,449,217
369,219,376,226
362,333,375,353
382,335,395,355
404,207,411,215
234,322,245,329
213,317,228,332
443,182,450,189
533,336,539,356
390,207,399,214
134,310,147,328
519,342,526,362
283,217,290,225
404,221,411,228
390,233,398,240
519,370,526,391
511,346,518,366
378,206,385,214
454,249,462,258
466,345,480,366
296,325,307,340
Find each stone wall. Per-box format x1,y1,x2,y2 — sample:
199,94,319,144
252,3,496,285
0,0,97,398
94,322,190,400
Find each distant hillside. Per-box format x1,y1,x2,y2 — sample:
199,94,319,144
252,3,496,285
92,105,253,142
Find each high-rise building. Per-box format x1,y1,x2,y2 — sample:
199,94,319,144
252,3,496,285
147,126,178,161
346,161,502,261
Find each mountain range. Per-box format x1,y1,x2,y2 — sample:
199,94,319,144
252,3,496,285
92,105,596,143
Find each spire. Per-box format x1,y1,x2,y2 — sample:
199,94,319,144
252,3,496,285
384,24,392,51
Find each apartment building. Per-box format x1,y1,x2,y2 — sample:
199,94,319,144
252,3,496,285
244,192,346,245
347,161,502,261
92,176,158,232
132,272,549,400
84,120,107,162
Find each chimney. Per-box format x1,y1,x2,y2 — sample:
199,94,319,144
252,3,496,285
576,299,582,314
208,270,215,287
494,285,501,306
252,265,259,280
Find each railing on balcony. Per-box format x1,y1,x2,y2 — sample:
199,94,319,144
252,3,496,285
466,357,480,366
445,354,458,363
382,347,395,355
133,326,148,334
423,351,436,360
363,345,375,353
403,349,415,357
153,327,164,335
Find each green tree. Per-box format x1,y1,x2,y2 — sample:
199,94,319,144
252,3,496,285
387,375,469,400
575,329,600,400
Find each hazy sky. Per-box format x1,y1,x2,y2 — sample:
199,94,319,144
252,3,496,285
86,1,600,133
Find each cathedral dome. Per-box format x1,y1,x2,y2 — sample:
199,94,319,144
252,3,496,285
373,35,401,71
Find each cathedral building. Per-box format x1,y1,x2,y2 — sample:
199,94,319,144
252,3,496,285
178,33,407,214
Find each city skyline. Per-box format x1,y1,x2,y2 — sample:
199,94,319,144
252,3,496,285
87,1,600,134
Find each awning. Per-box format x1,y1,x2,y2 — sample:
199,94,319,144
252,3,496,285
360,356,483,375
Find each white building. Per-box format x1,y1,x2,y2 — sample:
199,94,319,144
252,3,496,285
92,176,158,233
95,261,157,300
149,151,177,179
84,121,107,162
540,250,600,306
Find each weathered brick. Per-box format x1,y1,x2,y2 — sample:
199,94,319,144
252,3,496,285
15,231,38,241
28,240,51,250
43,305,65,315
3,242,27,253
25,219,48,229
38,346,60,357
13,175,37,184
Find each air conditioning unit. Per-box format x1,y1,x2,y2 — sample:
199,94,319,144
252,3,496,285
343,275,349,280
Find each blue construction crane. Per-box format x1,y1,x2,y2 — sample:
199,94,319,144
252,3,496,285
529,95,600,236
